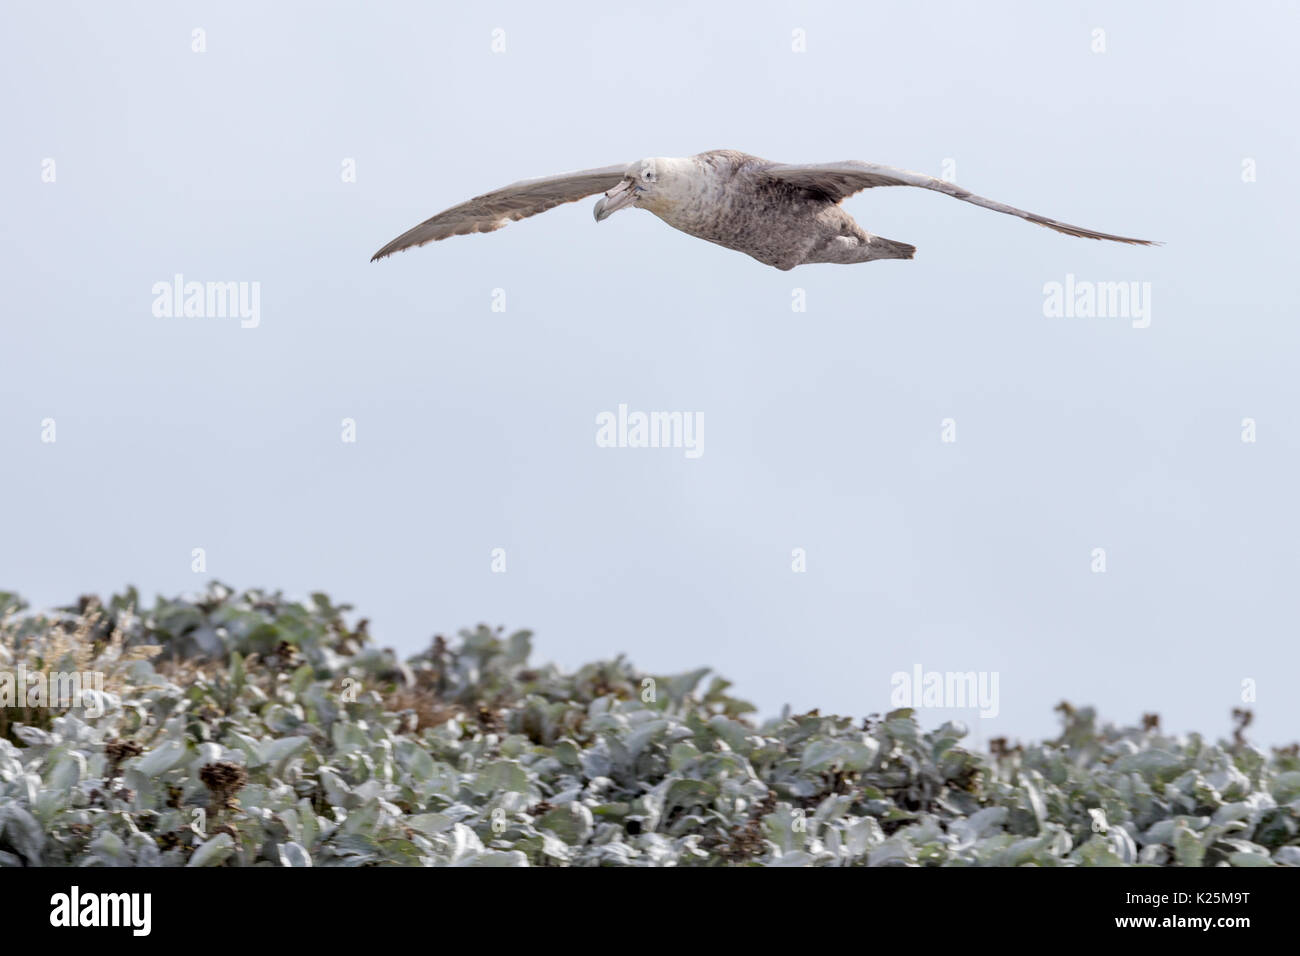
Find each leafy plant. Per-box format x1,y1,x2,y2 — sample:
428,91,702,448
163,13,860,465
1,584,1296,867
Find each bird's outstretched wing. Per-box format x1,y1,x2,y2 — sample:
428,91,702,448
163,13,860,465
763,161,1159,245
371,164,629,261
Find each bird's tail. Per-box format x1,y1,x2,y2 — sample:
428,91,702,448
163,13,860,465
870,236,916,260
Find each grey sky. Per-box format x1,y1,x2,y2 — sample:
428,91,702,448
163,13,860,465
2,1,1297,745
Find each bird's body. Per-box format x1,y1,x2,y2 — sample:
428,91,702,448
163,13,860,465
636,151,910,270
372,150,1156,270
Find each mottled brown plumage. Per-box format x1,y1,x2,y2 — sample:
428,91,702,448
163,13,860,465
372,150,1157,271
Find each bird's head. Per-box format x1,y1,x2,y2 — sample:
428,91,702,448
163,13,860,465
593,157,683,222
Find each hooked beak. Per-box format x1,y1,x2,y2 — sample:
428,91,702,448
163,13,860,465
593,179,637,222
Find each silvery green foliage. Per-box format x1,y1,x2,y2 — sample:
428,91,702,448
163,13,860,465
0,585,1297,867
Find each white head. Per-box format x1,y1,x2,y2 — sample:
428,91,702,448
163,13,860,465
593,157,691,222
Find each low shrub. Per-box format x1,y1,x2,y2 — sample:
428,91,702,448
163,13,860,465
0,585,1296,867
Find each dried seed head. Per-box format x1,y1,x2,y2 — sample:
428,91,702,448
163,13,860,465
104,738,144,778
105,738,144,764
199,760,249,810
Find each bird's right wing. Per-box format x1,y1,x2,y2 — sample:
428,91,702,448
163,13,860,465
371,164,629,261
763,161,1159,245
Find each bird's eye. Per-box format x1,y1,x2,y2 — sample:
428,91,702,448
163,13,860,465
641,169,654,182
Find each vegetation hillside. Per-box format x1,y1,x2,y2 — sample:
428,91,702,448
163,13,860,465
1,585,1296,866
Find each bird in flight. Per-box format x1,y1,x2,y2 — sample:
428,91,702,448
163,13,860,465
371,150,1157,271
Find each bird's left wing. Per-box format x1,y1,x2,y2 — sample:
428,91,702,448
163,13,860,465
763,161,1158,245
371,164,629,261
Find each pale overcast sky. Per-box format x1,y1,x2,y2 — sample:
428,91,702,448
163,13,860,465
2,1,1298,745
